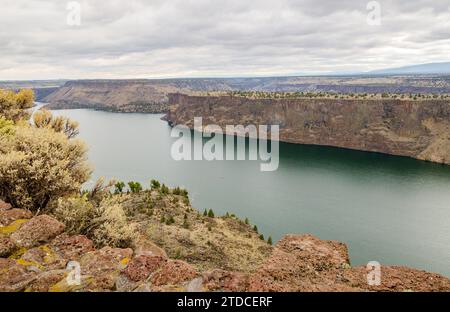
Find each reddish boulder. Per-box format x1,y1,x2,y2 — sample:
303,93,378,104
20,245,66,271
343,265,450,292
50,234,95,261
0,258,37,291
248,234,353,291
25,270,67,292
150,260,198,286
203,269,249,291
10,215,65,248
0,208,32,226
79,246,133,291
0,237,16,257
123,255,167,282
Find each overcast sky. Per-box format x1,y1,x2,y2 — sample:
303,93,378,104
1,0,449,80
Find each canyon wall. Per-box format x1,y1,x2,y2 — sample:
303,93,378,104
44,80,171,113
39,76,450,113
165,93,450,164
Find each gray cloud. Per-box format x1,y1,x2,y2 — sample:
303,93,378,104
0,0,449,79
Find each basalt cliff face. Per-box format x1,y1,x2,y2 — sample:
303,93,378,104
165,94,450,165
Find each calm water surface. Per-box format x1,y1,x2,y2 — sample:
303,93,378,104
53,109,450,277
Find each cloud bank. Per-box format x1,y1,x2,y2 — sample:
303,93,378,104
0,0,449,79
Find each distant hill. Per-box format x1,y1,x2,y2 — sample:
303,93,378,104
369,62,450,75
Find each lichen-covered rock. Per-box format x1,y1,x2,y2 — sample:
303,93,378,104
10,215,65,248
0,219,29,236
0,209,32,226
150,259,198,287
0,237,16,257
25,270,67,292
19,245,66,271
0,200,12,211
0,258,37,291
50,234,95,261
79,246,133,291
48,275,93,292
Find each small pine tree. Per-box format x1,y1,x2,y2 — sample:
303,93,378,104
161,184,169,195
173,187,181,195
160,215,166,223
203,209,208,216
253,225,258,233
267,236,273,245
180,189,189,198
208,209,214,218
244,217,249,225
259,234,264,240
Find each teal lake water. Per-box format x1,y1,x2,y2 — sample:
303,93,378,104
53,109,450,277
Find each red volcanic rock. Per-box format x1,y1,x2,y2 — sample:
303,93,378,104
0,237,16,257
79,246,133,291
10,215,65,248
0,258,37,292
248,234,354,292
123,255,167,282
50,234,95,261
247,234,450,292
202,269,249,292
0,208,32,226
150,260,198,286
26,270,67,292
343,265,450,292
20,246,66,271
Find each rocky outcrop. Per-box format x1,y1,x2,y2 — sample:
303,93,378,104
10,215,65,248
1,202,449,292
165,94,450,165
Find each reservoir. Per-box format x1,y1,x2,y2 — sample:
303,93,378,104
53,109,450,277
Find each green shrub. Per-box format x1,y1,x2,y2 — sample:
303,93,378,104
150,179,160,189
128,181,142,193
114,181,125,194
